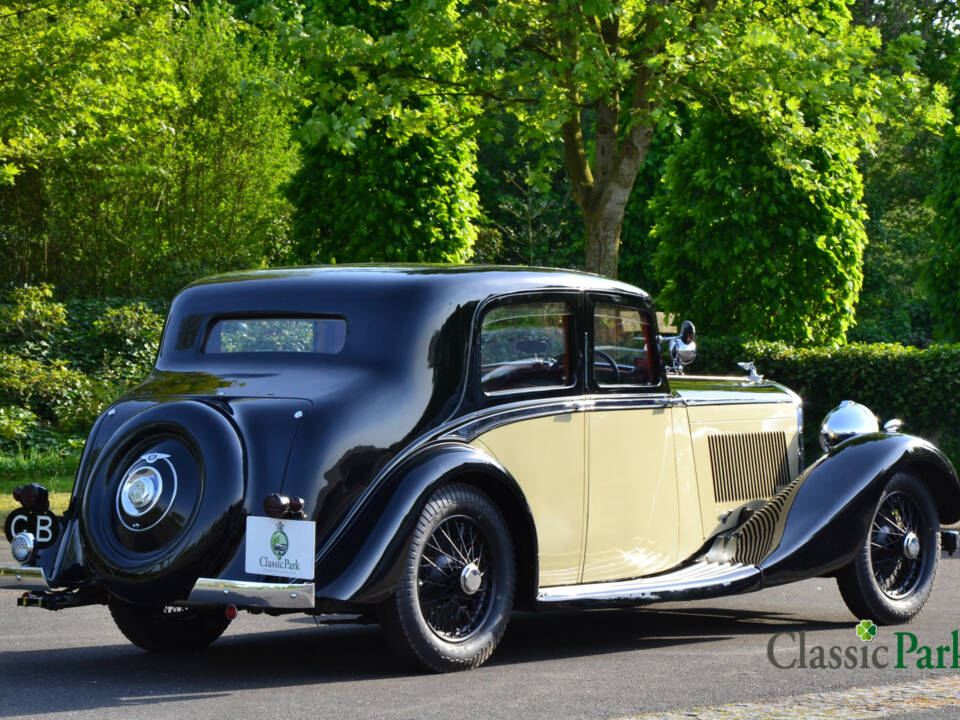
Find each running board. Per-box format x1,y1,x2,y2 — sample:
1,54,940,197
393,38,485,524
536,561,761,607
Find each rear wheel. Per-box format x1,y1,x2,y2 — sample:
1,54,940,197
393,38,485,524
837,472,940,625
109,600,231,652
379,484,515,672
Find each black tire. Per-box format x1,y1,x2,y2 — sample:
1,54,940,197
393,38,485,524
379,483,515,672
837,472,940,625
109,600,231,653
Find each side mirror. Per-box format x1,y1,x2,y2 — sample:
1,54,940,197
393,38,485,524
662,320,696,374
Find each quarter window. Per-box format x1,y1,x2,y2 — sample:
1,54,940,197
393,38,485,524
480,301,573,395
593,303,656,386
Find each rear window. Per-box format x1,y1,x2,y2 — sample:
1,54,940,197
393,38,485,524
204,317,347,354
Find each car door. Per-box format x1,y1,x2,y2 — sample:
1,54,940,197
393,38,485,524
466,292,587,588
581,294,683,583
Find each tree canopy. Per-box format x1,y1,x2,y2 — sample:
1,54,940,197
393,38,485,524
258,0,944,285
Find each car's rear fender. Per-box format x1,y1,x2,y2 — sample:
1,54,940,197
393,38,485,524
312,442,538,608
745,432,959,587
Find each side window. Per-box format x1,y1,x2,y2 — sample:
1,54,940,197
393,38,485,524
480,301,574,395
593,303,657,387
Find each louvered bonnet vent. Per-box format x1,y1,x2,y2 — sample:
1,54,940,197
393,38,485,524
707,431,792,503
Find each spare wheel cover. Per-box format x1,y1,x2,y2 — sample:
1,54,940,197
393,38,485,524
80,401,245,604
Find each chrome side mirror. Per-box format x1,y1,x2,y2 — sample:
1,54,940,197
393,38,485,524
663,320,697,374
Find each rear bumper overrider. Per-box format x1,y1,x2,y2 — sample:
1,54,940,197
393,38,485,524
0,565,50,591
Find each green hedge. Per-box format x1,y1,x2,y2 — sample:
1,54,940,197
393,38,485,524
0,285,166,454
695,337,960,468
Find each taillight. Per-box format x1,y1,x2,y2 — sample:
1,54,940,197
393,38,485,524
263,493,290,518
19,483,49,510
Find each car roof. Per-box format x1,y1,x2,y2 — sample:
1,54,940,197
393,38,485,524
186,264,650,301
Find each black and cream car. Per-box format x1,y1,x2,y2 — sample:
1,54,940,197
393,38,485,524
3,266,958,672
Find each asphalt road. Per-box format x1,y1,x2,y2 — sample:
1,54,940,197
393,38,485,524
3,540,960,720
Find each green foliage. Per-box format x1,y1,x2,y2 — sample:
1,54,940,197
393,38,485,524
288,127,479,264
0,284,67,340
0,0,175,182
652,111,869,345
252,0,945,278
285,0,478,265
695,337,960,465
1,2,299,297
90,303,165,384
927,70,960,342
0,354,103,433
0,285,166,453
0,448,81,492
473,124,582,268
0,406,38,445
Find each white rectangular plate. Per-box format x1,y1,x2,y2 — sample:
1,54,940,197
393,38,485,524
245,516,315,580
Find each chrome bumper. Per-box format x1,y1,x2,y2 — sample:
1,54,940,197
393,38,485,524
187,577,315,610
0,566,51,591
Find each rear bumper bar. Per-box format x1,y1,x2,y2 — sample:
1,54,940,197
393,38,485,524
186,577,315,610
0,566,50,592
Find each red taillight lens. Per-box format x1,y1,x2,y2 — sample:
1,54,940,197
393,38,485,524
225,604,238,620
288,496,304,514
263,493,290,518
12,486,22,502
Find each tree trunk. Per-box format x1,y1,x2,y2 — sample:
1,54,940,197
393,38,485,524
583,197,625,279
579,126,650,279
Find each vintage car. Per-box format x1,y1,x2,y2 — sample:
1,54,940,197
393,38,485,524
3,266,959,672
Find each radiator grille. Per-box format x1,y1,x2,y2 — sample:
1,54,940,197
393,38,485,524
708,431,791,503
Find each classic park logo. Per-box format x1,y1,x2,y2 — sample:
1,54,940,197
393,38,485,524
270,521,289,560
259,520,301,573
767,621,960,670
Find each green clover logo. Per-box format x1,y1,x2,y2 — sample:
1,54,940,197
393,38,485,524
856,619,878,641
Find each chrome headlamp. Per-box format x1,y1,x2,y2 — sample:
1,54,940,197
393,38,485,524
820,400,879,452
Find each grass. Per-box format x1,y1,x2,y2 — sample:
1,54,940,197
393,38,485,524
0,448,78,526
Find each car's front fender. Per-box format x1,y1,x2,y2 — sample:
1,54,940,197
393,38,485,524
749,432,959,587
312,442,537,607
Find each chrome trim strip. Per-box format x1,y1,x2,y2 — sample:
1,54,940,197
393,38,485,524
536,562,759,605
0,565,50,591
680,397,794,407
443,394,675,441
186,577,315,609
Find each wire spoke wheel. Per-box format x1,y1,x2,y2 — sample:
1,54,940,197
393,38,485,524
869,491,925,599
417,515,493,641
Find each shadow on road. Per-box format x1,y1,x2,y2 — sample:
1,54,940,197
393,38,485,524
0,605,851,717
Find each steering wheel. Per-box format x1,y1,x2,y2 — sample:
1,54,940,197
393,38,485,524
593,349,621,383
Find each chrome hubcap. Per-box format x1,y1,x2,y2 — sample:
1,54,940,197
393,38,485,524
460,563,483,595
903,532,921,560
120,467,162,516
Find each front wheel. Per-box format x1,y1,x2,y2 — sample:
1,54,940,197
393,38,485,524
837,472,940,625
109,600,231,652
379,483,515,672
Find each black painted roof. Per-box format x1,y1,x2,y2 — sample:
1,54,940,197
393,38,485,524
186,264,648,299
